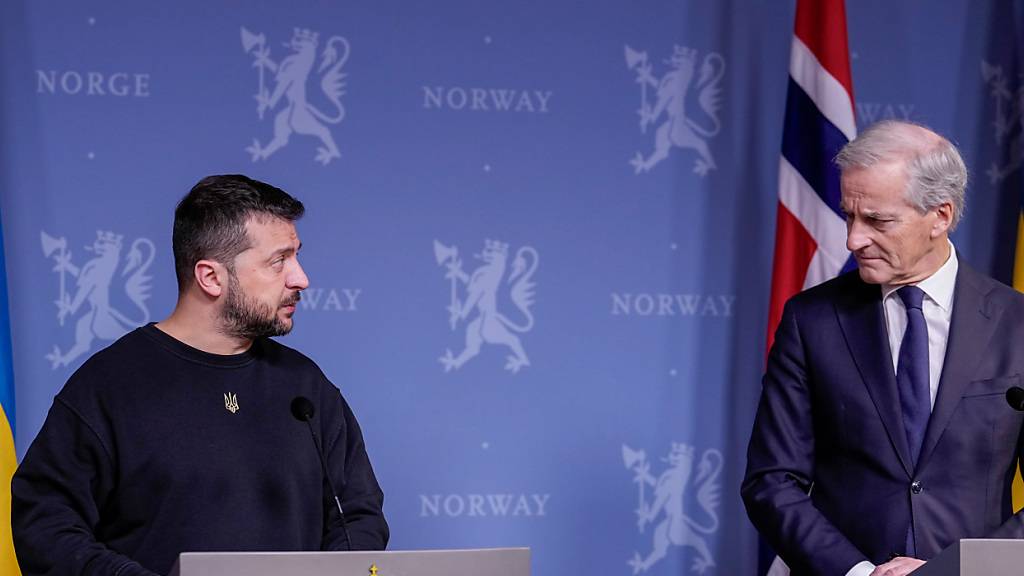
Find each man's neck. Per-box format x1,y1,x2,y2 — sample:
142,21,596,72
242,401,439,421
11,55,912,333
894,238,952,287
924,238,952,278
157,303,253,356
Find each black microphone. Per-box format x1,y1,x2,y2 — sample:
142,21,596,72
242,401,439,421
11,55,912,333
290,396,351,549
1006,386,1024,411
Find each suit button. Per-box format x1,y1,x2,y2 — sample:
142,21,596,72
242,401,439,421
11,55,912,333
911,480,922,494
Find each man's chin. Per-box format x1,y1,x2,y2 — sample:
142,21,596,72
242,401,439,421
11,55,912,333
855,263,891,285
276,316,294,335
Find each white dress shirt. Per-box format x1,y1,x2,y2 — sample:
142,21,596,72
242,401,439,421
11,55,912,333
845,243,958,576
881,245,958,409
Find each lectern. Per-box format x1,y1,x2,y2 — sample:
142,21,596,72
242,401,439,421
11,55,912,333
169,548,530,576
913,539,1024,575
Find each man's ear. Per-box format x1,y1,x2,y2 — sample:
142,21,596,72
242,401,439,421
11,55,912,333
194,260,226,298
931,201,954,237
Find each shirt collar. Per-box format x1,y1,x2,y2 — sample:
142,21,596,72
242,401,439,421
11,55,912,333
881,240,958,312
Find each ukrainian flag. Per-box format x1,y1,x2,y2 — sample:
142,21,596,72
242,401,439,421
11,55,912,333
1015,198,1024,513
0,220,18,575
1016,198,1024,290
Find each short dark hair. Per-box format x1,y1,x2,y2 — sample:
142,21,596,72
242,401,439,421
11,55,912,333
173,174,304,290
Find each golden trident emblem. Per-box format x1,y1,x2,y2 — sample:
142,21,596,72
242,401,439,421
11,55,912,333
224,392,239,414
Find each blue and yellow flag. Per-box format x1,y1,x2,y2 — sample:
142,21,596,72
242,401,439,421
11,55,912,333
1014,198,1024,513
1015,199,1024,290
0,220,19,575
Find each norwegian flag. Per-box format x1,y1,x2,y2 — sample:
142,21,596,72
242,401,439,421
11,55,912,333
766,0,857,354
760,1,856,573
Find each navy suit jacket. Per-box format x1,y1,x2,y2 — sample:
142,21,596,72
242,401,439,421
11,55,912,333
742,262,1024,575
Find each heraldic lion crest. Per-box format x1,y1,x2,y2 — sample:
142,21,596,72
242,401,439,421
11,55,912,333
623,442,723,574
41,230,154,369
434,239,539,374
625,45,725,176
242,27,350,165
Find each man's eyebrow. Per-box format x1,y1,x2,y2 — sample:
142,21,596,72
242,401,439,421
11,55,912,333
844,207,897,220
271,244,300,258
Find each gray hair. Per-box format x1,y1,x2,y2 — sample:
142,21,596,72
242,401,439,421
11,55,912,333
834,120,967,230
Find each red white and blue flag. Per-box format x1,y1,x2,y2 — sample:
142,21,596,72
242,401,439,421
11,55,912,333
767,0,856,354
762,2,855,570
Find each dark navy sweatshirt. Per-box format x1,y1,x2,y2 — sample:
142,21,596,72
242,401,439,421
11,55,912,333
12,324,388,575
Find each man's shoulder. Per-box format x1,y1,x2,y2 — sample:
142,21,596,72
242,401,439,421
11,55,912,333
257,338,350,415
959,262,1024,297
256,337,338,391
67,326,156,377
957,262,1024,314
55,326,160,406
256,336,321,371
786,269,870,313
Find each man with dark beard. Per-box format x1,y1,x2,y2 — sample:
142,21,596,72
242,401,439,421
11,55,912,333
11,175,388,576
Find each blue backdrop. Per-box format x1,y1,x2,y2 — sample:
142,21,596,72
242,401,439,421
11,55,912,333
2,1,1023,575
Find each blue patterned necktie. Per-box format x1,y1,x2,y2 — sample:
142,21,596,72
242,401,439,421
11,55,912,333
897,285,929,558
896,285,930,468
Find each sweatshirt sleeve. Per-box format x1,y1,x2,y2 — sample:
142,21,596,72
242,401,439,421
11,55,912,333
11,399,159,576
320,392,389,551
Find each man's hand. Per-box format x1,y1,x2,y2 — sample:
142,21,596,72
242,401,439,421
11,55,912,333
870,557,925,576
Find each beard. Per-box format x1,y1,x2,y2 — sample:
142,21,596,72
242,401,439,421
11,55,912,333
221,268,301,340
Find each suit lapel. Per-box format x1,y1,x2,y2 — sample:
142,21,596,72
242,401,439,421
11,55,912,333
835,277,914,477
916,263,1001,472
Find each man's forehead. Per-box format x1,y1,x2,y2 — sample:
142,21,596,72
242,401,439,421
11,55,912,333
244,214,297,234
840,160,907,197
840,159,907,183
241,216,300,250
838,176,867,208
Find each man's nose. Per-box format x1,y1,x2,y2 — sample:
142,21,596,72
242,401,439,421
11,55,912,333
289,261,310,290
846,220,870,252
